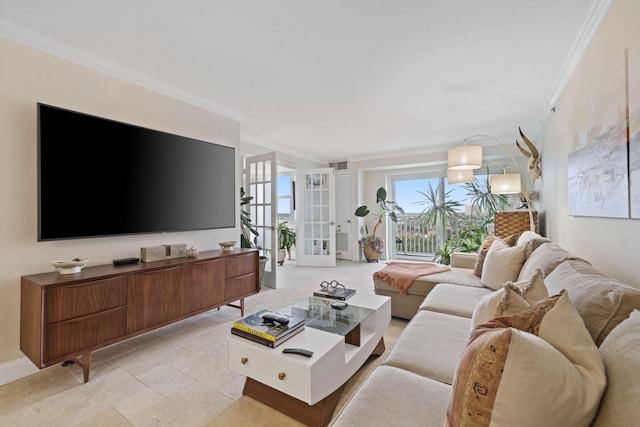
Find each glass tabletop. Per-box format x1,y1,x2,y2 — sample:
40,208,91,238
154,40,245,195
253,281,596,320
280,297,373,337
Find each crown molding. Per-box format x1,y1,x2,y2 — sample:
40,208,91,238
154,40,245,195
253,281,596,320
544,0,613,113
240,134,327,164
0,18,246,123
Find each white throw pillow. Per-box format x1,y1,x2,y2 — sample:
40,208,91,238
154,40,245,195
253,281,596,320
480,238,527,290
472,270,548,329
447,292,606,427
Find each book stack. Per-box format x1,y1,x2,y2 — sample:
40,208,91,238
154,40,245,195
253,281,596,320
313,280,356,300
231,309,305,348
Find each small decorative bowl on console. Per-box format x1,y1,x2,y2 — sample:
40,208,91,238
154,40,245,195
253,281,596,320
51,258,89,274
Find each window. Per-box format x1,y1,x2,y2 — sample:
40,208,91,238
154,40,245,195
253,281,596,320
277,173,295,222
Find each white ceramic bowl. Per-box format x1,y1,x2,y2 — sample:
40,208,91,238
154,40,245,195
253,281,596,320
219,241,236,251
51,258,89,274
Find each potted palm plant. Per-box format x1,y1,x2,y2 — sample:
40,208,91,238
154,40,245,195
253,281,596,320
277,221,296,265
355,186,404,262
240,187,268,283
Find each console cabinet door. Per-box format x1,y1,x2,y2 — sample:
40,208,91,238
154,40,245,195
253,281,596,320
184,258,225,314
127,266,185,333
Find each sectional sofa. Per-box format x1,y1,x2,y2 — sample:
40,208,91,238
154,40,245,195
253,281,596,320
331,232,640,426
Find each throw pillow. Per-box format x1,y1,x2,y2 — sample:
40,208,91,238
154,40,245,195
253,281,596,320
591,310,640,427
471,284,530,330
516,230,550,255
473,234,496,276
480,238,527,290
471,269,548,329
545,259,640,346
502,233,520,247
447,292,606,427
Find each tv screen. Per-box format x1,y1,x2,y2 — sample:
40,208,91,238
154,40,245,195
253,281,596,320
38,103,236,241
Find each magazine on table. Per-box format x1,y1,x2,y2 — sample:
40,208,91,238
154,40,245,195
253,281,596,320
232,309,305,342
231,325,304,348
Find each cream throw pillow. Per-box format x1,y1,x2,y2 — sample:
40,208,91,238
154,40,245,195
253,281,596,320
480,238,527,290
591,310,640,426
447,291,606,427
472,269,547,329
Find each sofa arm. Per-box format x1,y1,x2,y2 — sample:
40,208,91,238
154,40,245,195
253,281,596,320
450,252,477,269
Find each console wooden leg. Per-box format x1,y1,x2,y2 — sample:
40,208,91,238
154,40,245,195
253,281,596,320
74,353,92,383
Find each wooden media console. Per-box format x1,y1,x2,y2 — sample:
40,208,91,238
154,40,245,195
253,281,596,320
21,248,259,383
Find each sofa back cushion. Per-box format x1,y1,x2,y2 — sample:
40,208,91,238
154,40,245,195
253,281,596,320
447,292,606,427
591,310,640,427
545,259,640,346
517,242,572,281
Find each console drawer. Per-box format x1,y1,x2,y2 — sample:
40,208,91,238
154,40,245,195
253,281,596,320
44,306,127,363
45,276,127,323
225,273,258,300
225,253,257,278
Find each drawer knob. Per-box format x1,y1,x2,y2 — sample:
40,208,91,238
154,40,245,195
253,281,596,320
278,372,286,380
241,357,248,365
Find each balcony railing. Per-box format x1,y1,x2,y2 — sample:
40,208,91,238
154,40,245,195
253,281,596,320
394,214,438,257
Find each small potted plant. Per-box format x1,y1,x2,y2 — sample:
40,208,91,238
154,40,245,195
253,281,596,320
277,221,296,265
355,186,404,262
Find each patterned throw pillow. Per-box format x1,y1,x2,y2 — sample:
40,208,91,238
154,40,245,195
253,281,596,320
446,291,606,427
473,234,496,276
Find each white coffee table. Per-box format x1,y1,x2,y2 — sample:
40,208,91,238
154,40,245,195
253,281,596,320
228,293,391,426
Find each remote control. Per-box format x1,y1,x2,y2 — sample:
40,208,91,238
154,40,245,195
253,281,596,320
282,348,313,357
113,257,140,266
331,301,348,310
261,312,290,325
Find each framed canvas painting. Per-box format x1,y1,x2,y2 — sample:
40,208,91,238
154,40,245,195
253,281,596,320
568,52,629,218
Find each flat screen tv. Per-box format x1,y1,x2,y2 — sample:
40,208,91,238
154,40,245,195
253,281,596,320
38,103,236,241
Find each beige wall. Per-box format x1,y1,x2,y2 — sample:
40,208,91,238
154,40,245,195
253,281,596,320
0,39,242,381
538,0,640,287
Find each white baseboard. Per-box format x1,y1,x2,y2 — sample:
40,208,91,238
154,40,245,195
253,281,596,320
0,356,38,386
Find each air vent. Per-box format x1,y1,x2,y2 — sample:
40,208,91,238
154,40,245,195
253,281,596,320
329,160,348,170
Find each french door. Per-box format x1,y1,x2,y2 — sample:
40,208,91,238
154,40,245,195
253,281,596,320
244,153,277,288
296,168,336,267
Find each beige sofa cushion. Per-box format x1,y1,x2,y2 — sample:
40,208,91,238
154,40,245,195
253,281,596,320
545,259,640,346
331,366,450,427
383,310,471,385
447,292,606,427
419,283,493,318
591,310,640,427
481,238,527,290
517,242,572,281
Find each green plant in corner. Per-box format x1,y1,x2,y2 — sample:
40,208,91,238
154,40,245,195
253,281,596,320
355,186,404,260
277,221,296,264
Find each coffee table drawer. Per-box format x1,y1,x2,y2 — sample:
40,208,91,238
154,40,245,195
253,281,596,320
229,340,311,397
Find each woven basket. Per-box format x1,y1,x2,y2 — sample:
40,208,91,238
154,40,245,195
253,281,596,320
494,211,538,239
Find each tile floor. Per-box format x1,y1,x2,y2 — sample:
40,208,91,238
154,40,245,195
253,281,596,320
1,260,407,426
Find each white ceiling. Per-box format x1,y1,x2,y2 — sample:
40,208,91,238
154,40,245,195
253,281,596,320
1,1,608,162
